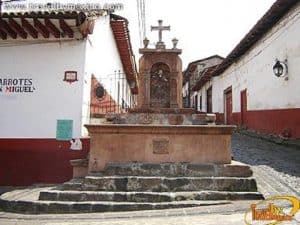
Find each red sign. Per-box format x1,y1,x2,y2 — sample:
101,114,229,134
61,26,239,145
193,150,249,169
64,71,78,84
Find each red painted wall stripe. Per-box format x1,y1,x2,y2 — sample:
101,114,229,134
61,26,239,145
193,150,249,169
215,113,225,125
0,138,90,186
245,108,300,138
216,108,300,138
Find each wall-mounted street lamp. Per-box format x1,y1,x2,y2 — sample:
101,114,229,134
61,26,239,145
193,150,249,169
273,59,288,80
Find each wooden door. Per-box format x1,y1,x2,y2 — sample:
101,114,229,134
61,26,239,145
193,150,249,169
225,91,233,124
241,89,247,126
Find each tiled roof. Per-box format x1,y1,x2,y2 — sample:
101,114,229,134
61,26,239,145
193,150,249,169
183,55,224,84
0,10,103,40
110,14,138,94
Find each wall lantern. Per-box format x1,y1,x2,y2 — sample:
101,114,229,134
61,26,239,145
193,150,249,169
273,59,288,80
64,71,78,84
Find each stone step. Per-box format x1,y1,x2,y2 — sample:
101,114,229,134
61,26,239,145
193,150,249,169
96,162,253,177
0,198,228,214
39,190,263,202
61,176,258,192
58,179,85,191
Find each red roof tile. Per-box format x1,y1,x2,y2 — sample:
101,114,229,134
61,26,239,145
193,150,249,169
110,14,138,94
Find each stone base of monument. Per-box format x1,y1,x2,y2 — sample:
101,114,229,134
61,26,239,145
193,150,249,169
0,161,263,214
85,111,232,173
0,112,264,214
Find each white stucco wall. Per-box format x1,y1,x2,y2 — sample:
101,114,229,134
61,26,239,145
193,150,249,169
196,81,213,112
182,82,189,98
0,15,136,139
0,40,87,138
213,3,300,114
84,15,132,116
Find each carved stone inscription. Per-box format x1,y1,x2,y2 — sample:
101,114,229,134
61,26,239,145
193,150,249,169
153,138,169,154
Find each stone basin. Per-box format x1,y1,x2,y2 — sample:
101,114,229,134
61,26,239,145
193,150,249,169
85,124,235,173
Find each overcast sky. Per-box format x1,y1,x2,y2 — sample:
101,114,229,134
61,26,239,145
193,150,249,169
3,0,277,68
116,0,277,68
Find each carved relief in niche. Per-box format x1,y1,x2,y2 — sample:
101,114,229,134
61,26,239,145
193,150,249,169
150,63,171,108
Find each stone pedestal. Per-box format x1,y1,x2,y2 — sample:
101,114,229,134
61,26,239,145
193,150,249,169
70,159,88,178
86,124,233,172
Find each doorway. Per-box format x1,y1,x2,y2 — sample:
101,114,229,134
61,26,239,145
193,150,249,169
225,88,233,125
206,87,212,113
241,89,247,127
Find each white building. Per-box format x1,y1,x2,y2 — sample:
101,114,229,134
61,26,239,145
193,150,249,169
182,55,223,111
0,10,138,185
195,0,300,139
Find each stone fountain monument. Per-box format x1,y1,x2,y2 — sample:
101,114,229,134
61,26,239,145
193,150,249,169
0,20,262,214
84,20,234,173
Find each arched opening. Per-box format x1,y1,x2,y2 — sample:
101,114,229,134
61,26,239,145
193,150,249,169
150,63,171,108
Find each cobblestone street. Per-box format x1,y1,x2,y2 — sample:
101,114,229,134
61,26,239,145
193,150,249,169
0,133,299,225
232,133,300,198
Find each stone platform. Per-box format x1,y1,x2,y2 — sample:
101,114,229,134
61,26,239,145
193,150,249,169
86,124,234,172
0,162,263,214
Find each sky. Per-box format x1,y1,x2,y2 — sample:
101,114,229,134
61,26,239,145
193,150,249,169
116,0,277,68
3,0,277,68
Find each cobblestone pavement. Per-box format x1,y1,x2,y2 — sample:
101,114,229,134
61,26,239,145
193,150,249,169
232,133,300,197
0,133,299,225
232,132,300,198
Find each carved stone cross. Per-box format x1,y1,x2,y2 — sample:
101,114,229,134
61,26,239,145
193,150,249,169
151,20,170,43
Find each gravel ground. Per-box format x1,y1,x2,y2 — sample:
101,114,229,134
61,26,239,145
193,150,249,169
232,132,300,198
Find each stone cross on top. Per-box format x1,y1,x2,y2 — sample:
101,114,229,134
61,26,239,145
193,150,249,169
151,20,170,49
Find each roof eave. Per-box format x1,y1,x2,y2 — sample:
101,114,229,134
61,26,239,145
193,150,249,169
212,0,299,77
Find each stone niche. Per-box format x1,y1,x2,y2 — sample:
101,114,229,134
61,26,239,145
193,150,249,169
138,48,183,109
